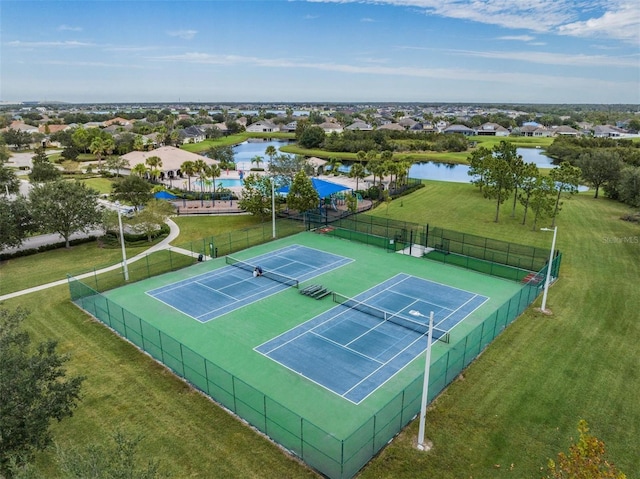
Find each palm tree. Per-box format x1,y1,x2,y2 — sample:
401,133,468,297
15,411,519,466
251,155,264,170
349,162,366,193
131,163,148,177
265,145,277,163
193,159,207,205
181,160,196,192
145,155,163,182
89,136,114,172
327,157,341,176
207,163,221,205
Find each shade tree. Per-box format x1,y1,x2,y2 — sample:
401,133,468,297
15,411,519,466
549,161,582,227
0,307,85,477
29,180,100,248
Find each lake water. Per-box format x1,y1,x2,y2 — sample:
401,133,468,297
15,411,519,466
233,139,291,171
408,148,555,183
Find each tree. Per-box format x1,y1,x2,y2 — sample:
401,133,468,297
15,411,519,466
265,145,277,163
131,163,149,177
326,157,342,176
193,159,207,204
297,125,325,149
71,128,89,153
28,147,61,183
549,161,582,227
528,176,556,231
105,155,129,177
616,166,640,208
0,158,20,195
287,170,319,215
251,155,264,170
112,175,153,210
238,173,273,219
517,162,540,225
469,147,493,192
0,196,33,250
482,155,514,223
349,162,366,192
131,199,174,242
577,150,623,199
180,160,196,192
29,180,100,248
546,420,626,479
206,163,221,205
145,155,163,181
206,145,235,169
268,153,312,183
0,307,85,477
2,128,32,150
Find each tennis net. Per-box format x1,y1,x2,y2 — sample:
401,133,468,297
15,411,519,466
226,255,299,289
332,292,449,343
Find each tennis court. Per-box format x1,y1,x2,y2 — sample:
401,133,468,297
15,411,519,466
146,244,353,322
77,231,537,478
256,274,488,403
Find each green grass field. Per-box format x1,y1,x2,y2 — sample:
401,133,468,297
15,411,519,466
1,179,638,477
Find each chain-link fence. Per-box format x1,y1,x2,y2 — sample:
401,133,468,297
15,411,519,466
68,243,559,479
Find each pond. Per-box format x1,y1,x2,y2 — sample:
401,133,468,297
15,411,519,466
408,148,555,182
232,139,291,171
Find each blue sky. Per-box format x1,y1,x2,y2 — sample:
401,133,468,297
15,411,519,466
1,0,639,104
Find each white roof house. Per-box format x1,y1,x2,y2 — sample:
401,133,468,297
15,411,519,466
120,146,218,180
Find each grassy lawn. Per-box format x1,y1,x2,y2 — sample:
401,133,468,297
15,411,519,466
357,182,640,477
79,176,115,194
171,215,265,245
0,240,156,296
3,287,318,479
281,136,556,165
2,181,638,477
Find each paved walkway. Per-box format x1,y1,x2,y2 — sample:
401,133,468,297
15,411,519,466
0,218,183,302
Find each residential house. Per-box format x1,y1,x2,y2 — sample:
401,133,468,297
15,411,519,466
552,125,581,137
246,119,277,133
178,125,206,144
594,125,627,138
443,124,475,136
476,122,510,136
345,121,372,131
378,122,404,132
319,121,344,134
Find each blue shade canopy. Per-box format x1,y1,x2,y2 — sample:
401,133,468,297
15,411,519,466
278,177,350,198
154,190,178,199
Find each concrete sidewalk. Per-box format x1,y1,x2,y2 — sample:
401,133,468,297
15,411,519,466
0,218,183,302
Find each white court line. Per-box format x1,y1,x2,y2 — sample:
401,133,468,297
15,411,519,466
308,330,384,365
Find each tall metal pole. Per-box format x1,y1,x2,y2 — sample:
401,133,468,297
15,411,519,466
271,177,276,239
540,226,557,313
410,310,434,451
117,206,129,281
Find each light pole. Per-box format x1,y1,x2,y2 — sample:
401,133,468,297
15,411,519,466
115,202,129,281
540,226,557,313
409,309,434,451
271,176,276,239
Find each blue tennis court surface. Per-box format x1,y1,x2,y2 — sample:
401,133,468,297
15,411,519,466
256,273,489,403
147,245,352,322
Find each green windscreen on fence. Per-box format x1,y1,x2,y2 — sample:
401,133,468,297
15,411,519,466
67,232,561,479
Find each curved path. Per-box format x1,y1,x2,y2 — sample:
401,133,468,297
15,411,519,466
0,218,182,302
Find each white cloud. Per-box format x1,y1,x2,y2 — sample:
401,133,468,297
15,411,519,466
361,17,376,22
58,24,83,32
444,48,639,68
558,2,640,43
497,35,536,42
167,30,198,40
7,40,94,48
306,0,640,42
